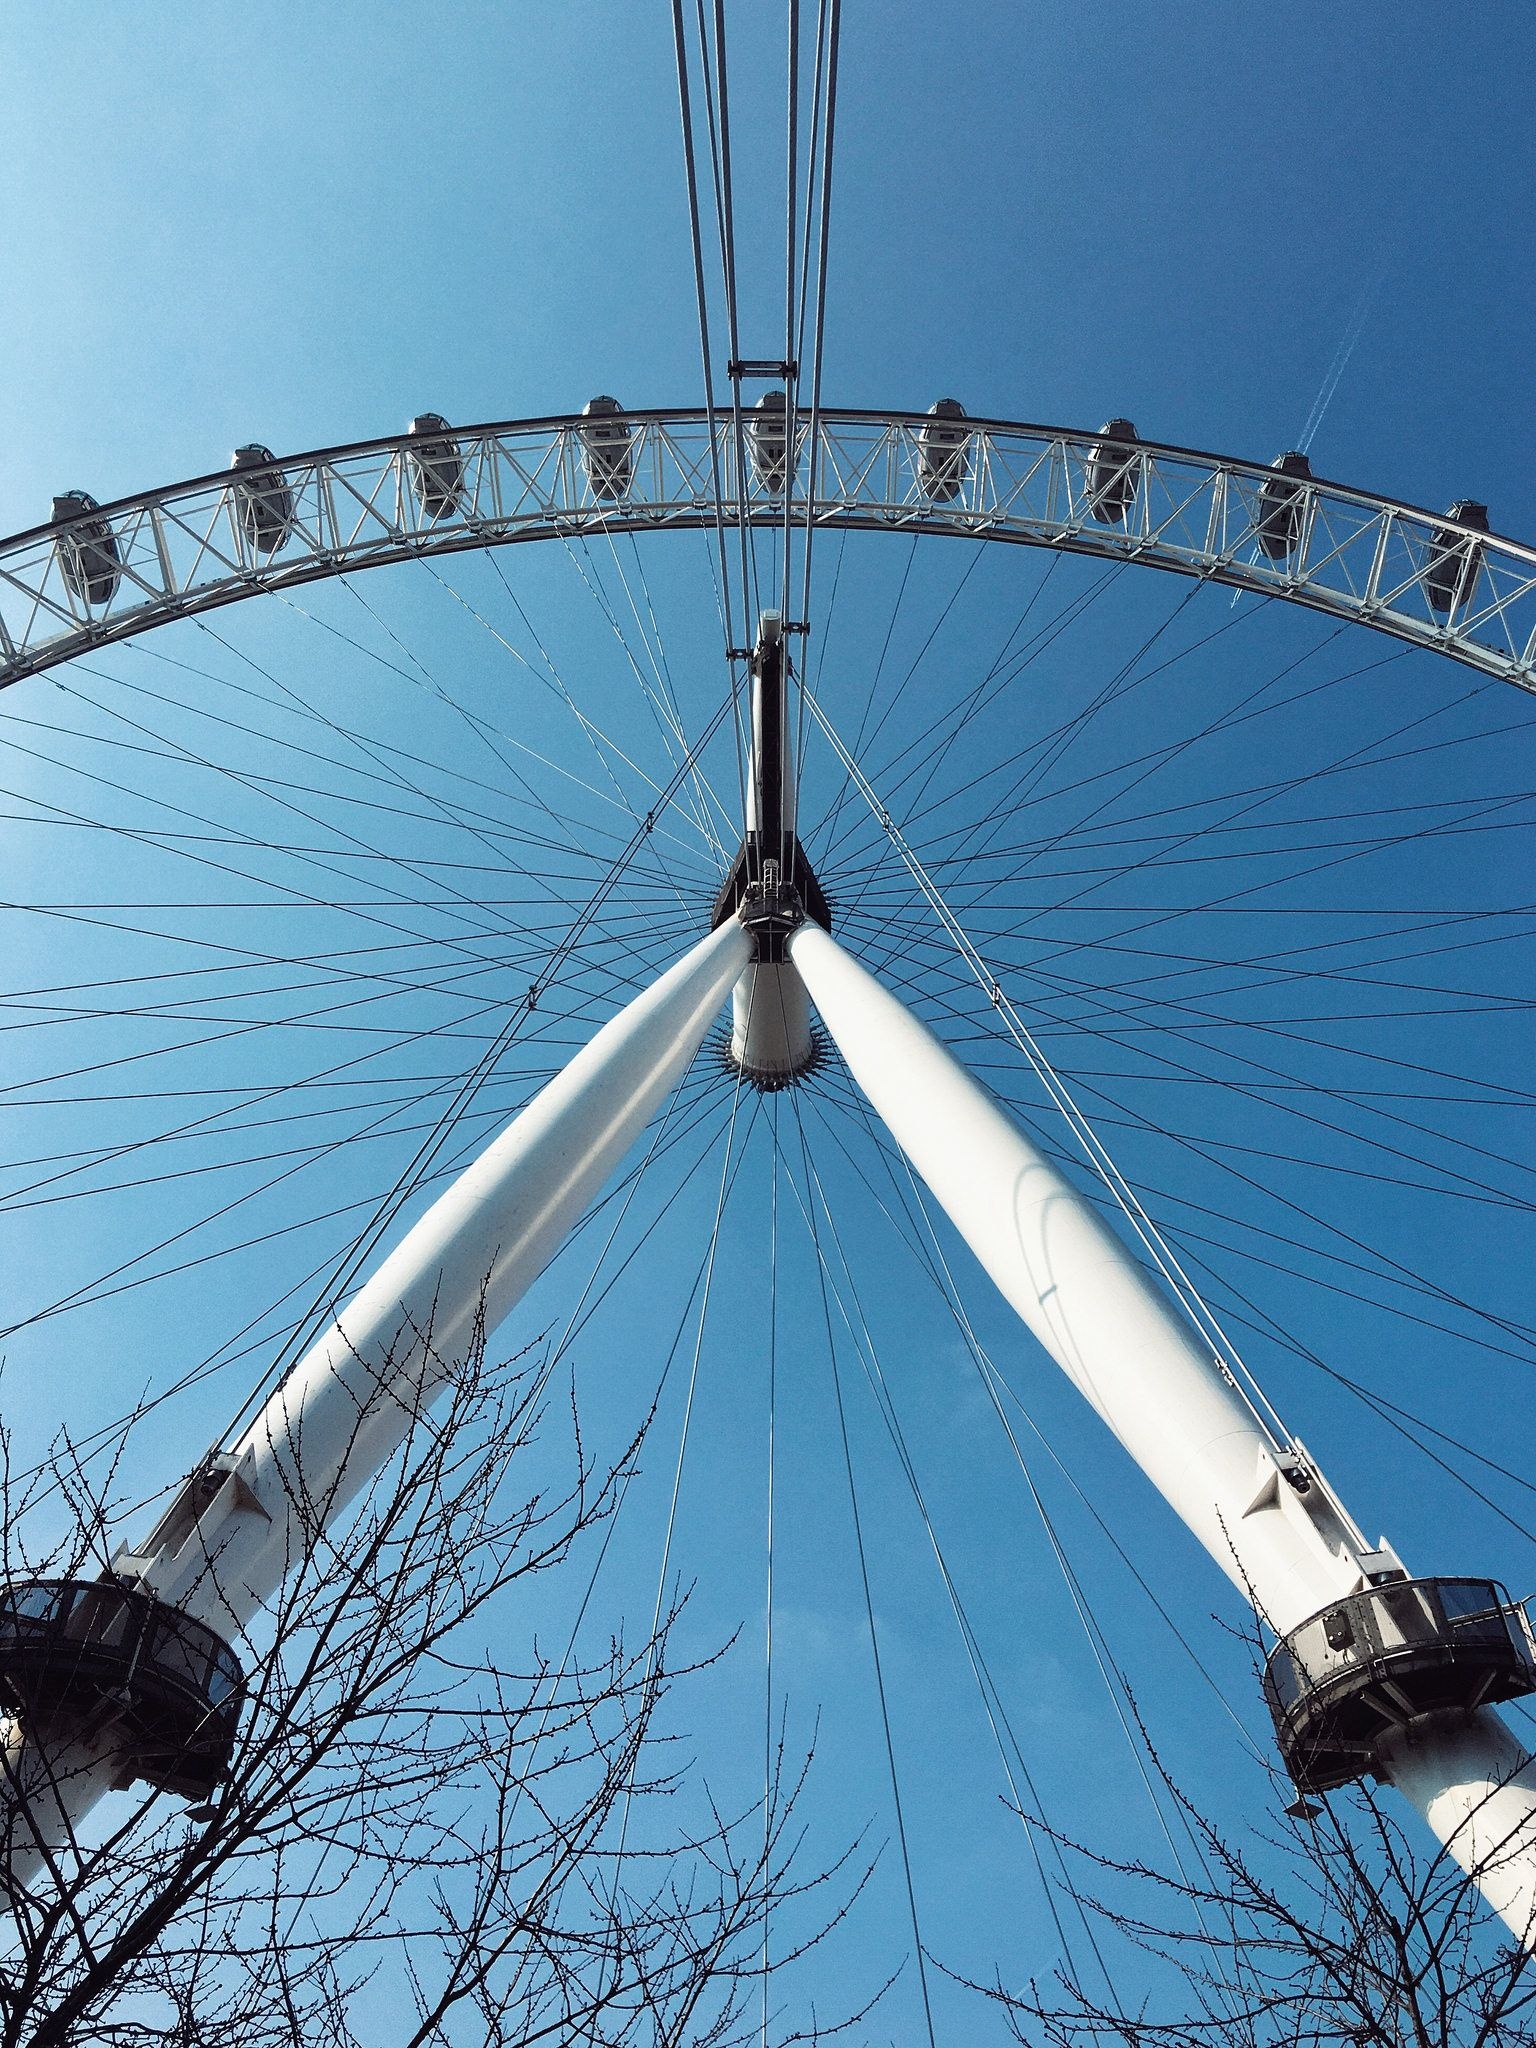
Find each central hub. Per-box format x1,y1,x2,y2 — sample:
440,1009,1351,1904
737,858,808,961
711,613,829,1087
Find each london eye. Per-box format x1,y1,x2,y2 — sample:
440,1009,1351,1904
0,8,1533,2043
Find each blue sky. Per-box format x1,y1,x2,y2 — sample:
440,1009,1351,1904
2,4,1536,2039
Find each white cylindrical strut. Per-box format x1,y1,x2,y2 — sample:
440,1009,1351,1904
5,919,751,1885
790,921,1363,1633
729,963,815,1088
3,919,753,1895
790,921,1536,1939
1379,1715,1536,1943
142,915,753,1634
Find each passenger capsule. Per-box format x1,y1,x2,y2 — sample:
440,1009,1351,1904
406,413,465,520
51,491,121,609
749,390,790,495
579,395,633,501
1255,450,1313,561
917,398,969,502
1424,500,1490,616
1085,417,1140,524
229,445,295,557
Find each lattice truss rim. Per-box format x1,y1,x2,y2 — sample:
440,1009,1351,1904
3,408,1532,691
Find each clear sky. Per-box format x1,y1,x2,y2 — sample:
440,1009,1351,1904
2,4,1536,2040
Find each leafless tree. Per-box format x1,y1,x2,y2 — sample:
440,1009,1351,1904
0,1325,862,2046
981,1721,1536,2048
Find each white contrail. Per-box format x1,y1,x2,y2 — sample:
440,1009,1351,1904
1299,257,1391,454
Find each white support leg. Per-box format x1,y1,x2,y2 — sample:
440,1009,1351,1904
790,922,1363,1630
789,921,1536,1939
6,918,750,1878
141,915,753,1632
729,964,815,1087
1380,1716,1536,1942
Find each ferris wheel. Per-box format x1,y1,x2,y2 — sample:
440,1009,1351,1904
2,9,1536,2042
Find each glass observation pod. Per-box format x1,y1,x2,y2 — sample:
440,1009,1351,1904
51,490,122,609
1425,499,1490,616
1085,417,1140,524
749,390,791,495
916,398,970,501
579,395,633,502
406,413,465,521
1263,1575,1536,1794
0,1577,245,1799
229,444,296,557
1255,450,1314,561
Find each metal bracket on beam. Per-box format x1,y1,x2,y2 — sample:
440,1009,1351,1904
728,359,798,379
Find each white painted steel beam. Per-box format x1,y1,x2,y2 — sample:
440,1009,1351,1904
790,921,1367,1631
5,917,750,1878
139,915,752,1632
789,920,1536,1939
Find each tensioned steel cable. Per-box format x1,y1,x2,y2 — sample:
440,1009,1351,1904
0,750,698,1217
789,1090,938,2048
854,925,1536,1381
266,1058,733,1964
681,0,758,682
907,639,1415,875
802,682,1308,1463
0,935,698,1342
397,553,721,870
539,527,725,888
595,525,734,862
794,0,840,649
206,690,738,1453
808,558,1127,878
809,1069,1271,1759
851,543,994,775
805,955,1536,1369
779,0,801,641
668,0,753,837
584,1060,758,2042
793,0,831,378
982,675,1505,990
794,0,843,872
806,606,1536,1581
558,528,731,873
773,1112,1109,1995
704,0,762,651
815,534,920,856
789,0,832,862
121,626,695,878
775,0,803,884
760,1096,780,2048
397,1070,756,1850
1151,1212,1536,1549
0,708,522,993
254,579,673,921
82,645,675,888
794,1088,1258,2024
3,1052,735,1520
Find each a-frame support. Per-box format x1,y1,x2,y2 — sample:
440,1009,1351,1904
8,793,1536,1949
